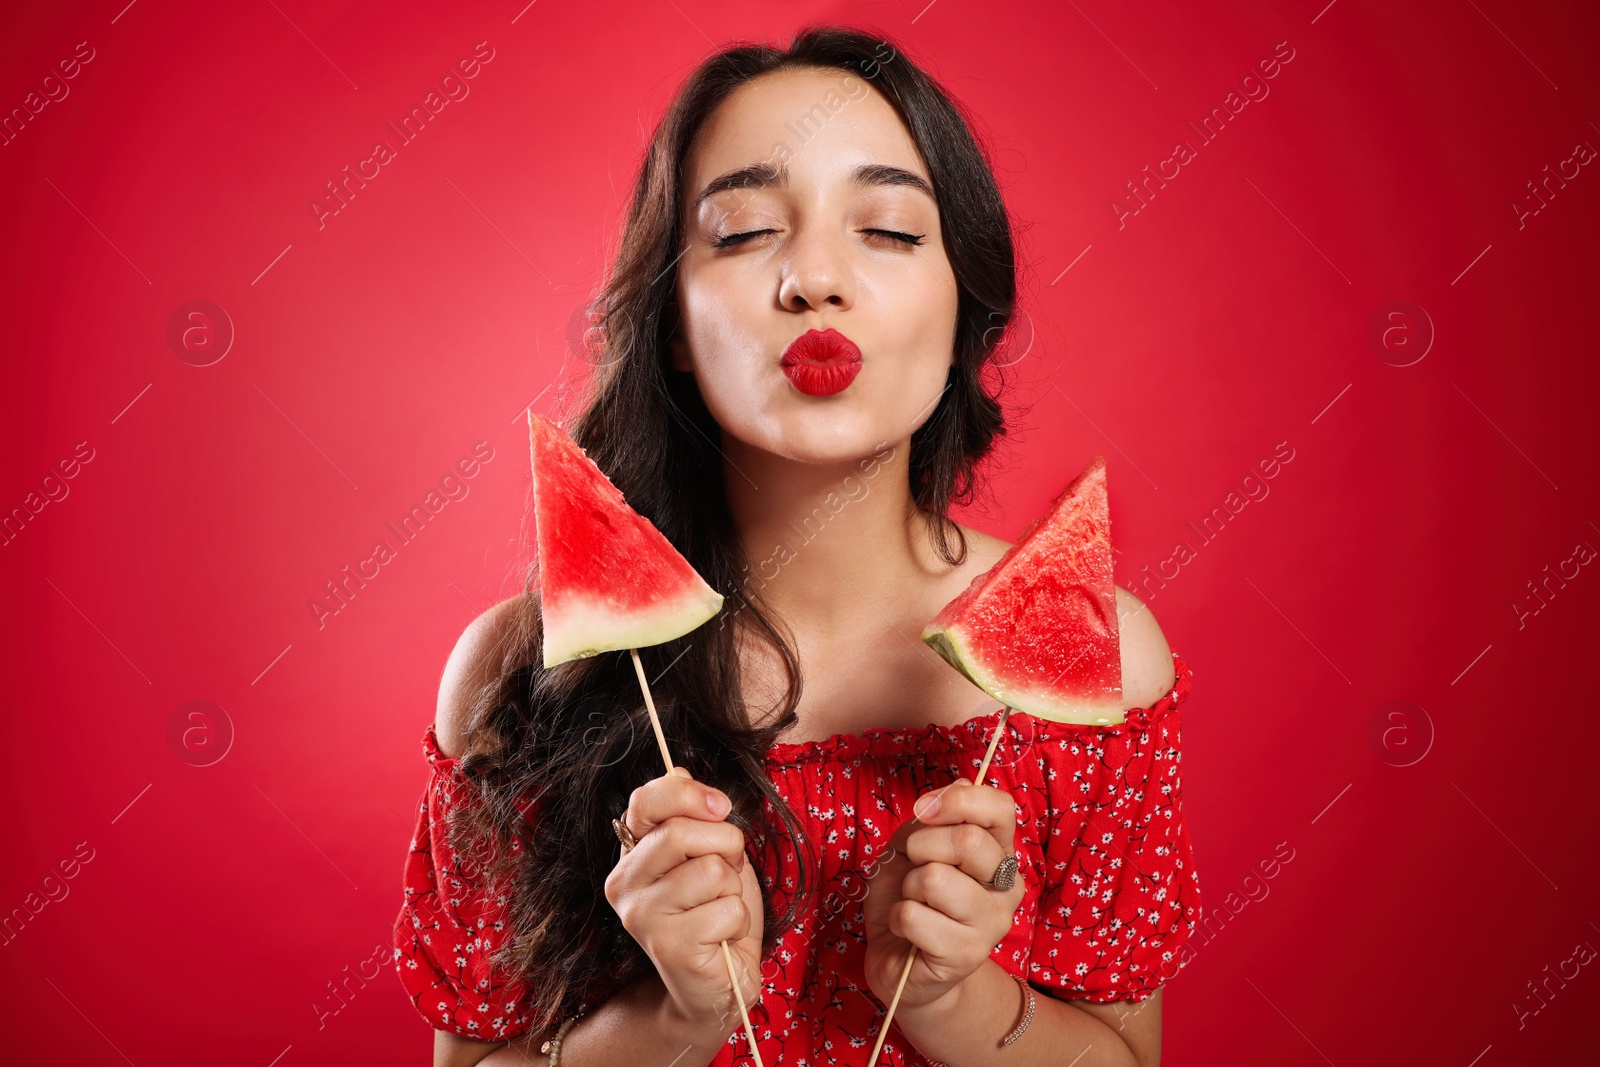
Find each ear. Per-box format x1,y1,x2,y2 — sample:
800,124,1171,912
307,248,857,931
669,329,692,373
666,300,692,373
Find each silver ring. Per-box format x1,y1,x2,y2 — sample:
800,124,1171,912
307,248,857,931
981,854,1019,892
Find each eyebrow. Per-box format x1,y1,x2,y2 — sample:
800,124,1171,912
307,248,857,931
692,161,936,207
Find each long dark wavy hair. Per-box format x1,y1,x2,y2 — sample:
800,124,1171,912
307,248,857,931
444,24,1019,1039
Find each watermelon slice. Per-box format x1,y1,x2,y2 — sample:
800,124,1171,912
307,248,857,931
921,455,1123,724
528,412,724,667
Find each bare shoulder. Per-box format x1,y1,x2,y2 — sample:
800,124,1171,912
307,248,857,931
950,522,1175,713
1116,585,1176,711
435,596,527,759
952,522,1012,572
433,1027,552,1066
432,1028,509,1067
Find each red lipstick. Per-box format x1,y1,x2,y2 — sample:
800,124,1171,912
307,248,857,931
780,328,863,397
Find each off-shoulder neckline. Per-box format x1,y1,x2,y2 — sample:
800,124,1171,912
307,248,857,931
763,652,1191,767
422,723,457,767
420,654,1190,771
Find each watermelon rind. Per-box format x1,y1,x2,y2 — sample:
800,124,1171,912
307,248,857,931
923,625,1124,726
541,585,723,669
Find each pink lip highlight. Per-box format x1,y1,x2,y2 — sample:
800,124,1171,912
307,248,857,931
779,328,863,397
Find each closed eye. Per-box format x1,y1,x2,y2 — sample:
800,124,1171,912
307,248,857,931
713,229,776,249
864,229,926,246
712,228,926,249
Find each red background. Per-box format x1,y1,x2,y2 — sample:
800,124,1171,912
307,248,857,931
2,1,1596,1063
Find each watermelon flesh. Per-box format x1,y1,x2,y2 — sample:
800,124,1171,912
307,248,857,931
922,455,1123,724
528,412,724,667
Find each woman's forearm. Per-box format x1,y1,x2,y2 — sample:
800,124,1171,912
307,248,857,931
479,972,738,1067
894,959,1140,1067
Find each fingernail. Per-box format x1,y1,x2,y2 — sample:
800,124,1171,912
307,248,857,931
707,791,730,816
914,787,944,819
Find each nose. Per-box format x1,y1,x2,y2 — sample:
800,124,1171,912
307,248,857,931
777,221,854,313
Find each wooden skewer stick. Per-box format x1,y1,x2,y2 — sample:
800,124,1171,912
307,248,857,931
630,648,764,1067
866,704,1013,1066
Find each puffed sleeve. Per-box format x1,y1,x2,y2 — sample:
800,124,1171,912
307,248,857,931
393,724,541,1039
1026,654,1201,1002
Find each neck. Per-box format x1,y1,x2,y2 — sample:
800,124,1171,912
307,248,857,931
721,436,937,633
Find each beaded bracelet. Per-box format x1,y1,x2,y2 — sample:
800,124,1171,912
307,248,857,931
1001,971,1035,1046
539,1009,586,1066
925,972,1034,1066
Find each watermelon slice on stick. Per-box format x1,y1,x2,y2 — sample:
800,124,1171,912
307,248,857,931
526,412,763,1066
923,452,1122,725
530,411,723,671
867,454,1122,1066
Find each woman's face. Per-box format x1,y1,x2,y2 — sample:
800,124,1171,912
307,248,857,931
672,67,959,465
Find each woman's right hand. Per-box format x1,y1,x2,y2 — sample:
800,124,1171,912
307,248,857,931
603,766,765,1038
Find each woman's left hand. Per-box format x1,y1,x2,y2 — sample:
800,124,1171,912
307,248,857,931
862,778,1027,1012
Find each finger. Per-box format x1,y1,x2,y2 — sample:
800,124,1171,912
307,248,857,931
903,821,1010,886
902,860,1012,926
888,895,972,964
658,885,754,951
623,770,741,864
627,767,733,834
910,779,1017,854
637,849,746,916
624,815,747,884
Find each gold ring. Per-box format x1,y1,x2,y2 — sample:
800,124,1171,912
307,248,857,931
612,815,638,853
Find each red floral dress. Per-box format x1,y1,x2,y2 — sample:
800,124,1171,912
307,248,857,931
394,653,1200,1063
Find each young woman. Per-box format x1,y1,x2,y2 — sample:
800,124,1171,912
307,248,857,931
395,26,1199,1067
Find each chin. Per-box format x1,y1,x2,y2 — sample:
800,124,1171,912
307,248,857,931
773,415,892,465
712,380,907,462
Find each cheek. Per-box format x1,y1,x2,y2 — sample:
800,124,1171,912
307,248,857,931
866,259,958,365
694,346,760,409
876,252,958,333
676,275,770,418
684,297,759,380
681,263,758,346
